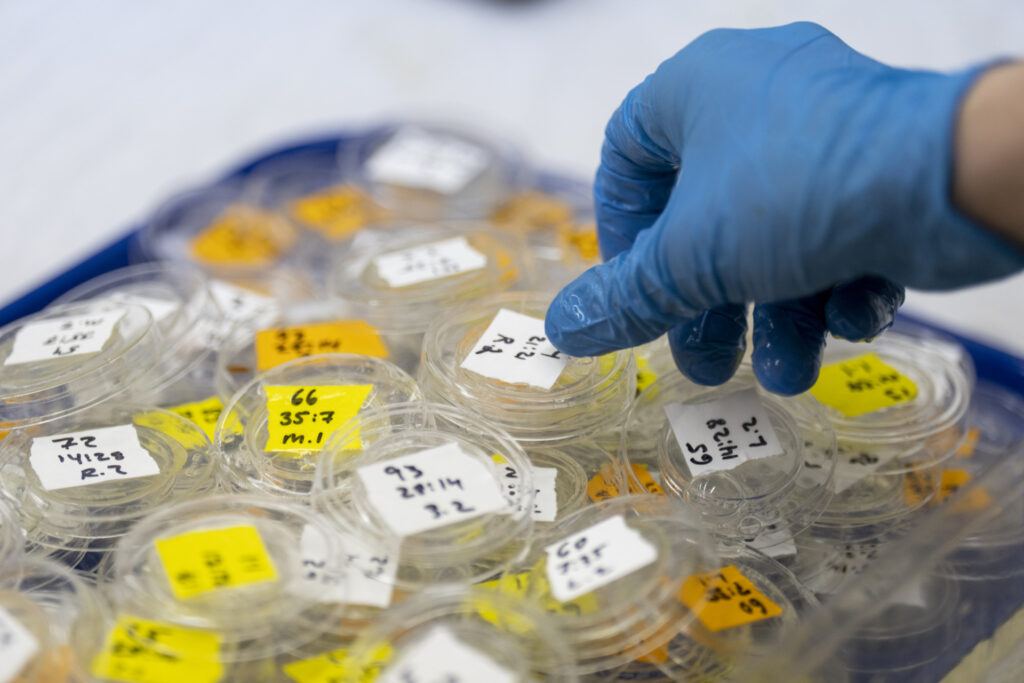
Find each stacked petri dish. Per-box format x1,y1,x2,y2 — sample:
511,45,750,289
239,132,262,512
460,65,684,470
807,332,972,542
1,555,110,682
622,366,837,555
315,402,534,591
87,494,351,681
338,586,578,682
217,353,422,497
0,402,217,572
327,221,531,348
0,302,156,432
419,291,636,446
338,121,528,220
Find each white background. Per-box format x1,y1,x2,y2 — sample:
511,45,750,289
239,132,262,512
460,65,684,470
2,0,1022,353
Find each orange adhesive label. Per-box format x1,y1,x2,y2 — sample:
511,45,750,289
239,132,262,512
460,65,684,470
491,192,574,233
586,465,621,503
289,185,377,240
628,464,665,496
190,207,292,267
679,565,783,632
559,223,600,261
955,427,981,459
255,320,389,372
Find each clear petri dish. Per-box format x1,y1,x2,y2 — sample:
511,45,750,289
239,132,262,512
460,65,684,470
0,302,157,431
218,354,422,498
135,178,306,284
338,121,529,220
809,332,972,541
2,555,110,683
106,494,350,666
419,292,635,445
520,441,620,526
0,402,217,570
622,367,836,553
327,221,530,337
504,495,719,676
214,310,421,401
489,175,599,292
340,586,577,682
0,499,25,585
53,263,224,404
651,545,819,681
314,401,533,591
936,381,1024,580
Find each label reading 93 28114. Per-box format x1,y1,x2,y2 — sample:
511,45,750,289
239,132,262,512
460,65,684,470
4,310,125,366
29,424,160,492
664,389,784,476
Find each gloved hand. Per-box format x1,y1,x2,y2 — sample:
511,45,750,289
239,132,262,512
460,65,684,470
545,22,1024,395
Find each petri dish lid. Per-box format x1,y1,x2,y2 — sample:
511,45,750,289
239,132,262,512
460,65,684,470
53,262,224,397
509,495,718,675
314,401,534,591
343,586,577,682
814,332,971,462
0,402,217,552
135,178,302,281
108,493,350,661
418,291,636,444
327,221,529,335
0,499,25,583
0,302,157,430
338,121,530,219
623,367,836,550
218,353,422,498
520,442,612,526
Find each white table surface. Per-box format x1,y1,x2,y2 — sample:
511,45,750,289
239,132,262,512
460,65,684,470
2,0,1022,355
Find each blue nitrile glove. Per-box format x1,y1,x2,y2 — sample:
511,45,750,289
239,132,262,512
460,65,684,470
545,22,1024,395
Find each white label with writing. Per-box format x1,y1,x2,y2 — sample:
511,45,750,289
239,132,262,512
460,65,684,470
107,293,179,324
290,525,396,609
29,424,160,491
545,514,658,602
205,280,279,345
461,308,568,390
357,442,508,537
379,626,515,683
664,389,784,476
367,127,490,195
373,236,487,288
494,456,558,522
804,443,893,494
4,310,125,366
0,607,39,683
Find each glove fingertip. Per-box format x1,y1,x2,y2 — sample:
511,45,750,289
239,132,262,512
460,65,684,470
752,348,822,396
667,306,748,386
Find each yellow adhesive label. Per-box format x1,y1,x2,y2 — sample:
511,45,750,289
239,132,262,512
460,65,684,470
164,396,241,443
955,427,981,459
289,185,376,240
90,615,223,683
635,355,658,393
155,524,278,600
586,464,621,503
679,565,783,632
190,207,291,267
491,192,574,233
559,222,600,261
478,570,598,622
628,464,665,496
283,643,393,683
264,384,373,454
810,352,918,417
255,321,389,372
133,410,208,450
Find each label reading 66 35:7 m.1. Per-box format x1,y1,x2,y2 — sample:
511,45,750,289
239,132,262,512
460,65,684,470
664,389,783,476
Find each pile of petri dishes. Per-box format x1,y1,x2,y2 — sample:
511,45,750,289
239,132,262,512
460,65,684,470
0,121,1013,682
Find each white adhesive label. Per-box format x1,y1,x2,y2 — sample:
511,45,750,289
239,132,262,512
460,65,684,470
291,525,396,609
496,459,558,522
372,236,487,288
0,607,39,683
460,308,568,390
743,522,797,559
806,444,891,494
356,442,508,537
367,128,490,195
804,541,926,608
206,280,279,345
107,293,179,324
664,389,783,476
29,424,160,491
545,514,658,602
4,309,125,366
379,626,515,683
